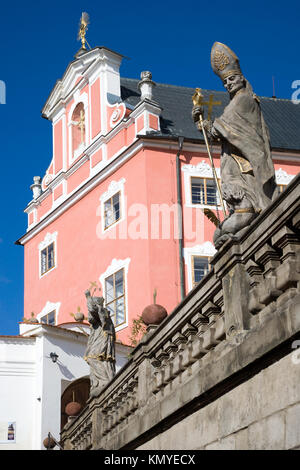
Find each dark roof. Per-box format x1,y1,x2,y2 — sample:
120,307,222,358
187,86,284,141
120,78,300,152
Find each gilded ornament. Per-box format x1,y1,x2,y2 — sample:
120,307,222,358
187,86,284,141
214,50,230,71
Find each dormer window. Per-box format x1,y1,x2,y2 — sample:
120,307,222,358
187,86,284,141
71,102,86,158
40,310,56,325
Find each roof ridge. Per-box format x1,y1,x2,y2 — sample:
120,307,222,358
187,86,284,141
121,77,293,101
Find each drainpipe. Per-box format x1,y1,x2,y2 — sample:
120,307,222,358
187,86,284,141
176,136,185,301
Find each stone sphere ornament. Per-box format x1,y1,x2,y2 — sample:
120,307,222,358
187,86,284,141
43,435,56,449
74,311,85,322
142,304,167,326
65,401,82,417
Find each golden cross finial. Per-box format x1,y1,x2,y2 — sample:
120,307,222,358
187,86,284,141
192,89,221,121
78,12,90,50
202,94,222,121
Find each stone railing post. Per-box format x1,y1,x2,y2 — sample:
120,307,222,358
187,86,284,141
133,327,157,407
214,243,251,338
92,406,104,450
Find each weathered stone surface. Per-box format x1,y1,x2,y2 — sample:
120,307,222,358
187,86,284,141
285,403,300,449
205,435,236,450
248,412,285,450
260,352,300,419
234,428,248,450
218,372,263,437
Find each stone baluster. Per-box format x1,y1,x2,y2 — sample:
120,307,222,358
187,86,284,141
201,301,222,348
246,259,265,313
111,395,119,428
181,323,198,369
171,332,188,378
122,383,131,419
154,349,169,394
190,312,210,360
150,356,161,394
117,391,125,424
101,409,108,435
214,289,225,318
163,341,178,385
128,376,138,412
272,226,300,292
105,401,113,433
254,243,282,305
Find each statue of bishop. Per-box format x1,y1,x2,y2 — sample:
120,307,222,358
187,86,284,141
192,42,278,248
84,290,116,398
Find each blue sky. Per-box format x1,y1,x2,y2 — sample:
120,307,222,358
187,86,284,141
0,0,299,335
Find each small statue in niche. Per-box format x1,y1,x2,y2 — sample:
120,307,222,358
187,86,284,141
84,290,116,398
192,42,279,248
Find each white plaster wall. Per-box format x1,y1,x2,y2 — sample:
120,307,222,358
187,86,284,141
34,328,90,449
0,327,90,450
0,324,131,450
0,338,36,450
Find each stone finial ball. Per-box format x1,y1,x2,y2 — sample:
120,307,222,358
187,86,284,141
65,401,82,417
141,304,167,325
43,436,56,449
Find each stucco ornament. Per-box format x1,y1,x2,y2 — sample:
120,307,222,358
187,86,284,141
192,42,278,249
84,290,116,398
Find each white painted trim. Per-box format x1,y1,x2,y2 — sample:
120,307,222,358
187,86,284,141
99,178,126,234
36,300,61,325
38,232,58,278
275,168,296,185
109,103,126,129
99,258,131,332
42,48,103,118
28,209,37,228
131,100,162,135
183,242,216,292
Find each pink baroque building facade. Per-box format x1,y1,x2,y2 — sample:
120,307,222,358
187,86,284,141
17,46,300,345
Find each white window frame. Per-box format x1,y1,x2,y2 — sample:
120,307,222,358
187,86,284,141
182,160,221,210
99,258,130,332
99,178,126,234
183,242,217,292
38,232,58,278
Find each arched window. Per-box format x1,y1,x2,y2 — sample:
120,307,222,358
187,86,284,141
71,102,85,153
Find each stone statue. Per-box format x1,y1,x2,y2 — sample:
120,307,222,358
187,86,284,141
192,42,278,248
84,290,116,398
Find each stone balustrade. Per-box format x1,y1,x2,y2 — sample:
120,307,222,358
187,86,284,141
61,173,300,450
63,405,93,450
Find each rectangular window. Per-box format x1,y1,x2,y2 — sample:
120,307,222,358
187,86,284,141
192,256,210,286
41,242,55,275
191,177,219,206
105,268,125,327
40,310,56,325
104,192,121,229
278,184,287,193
